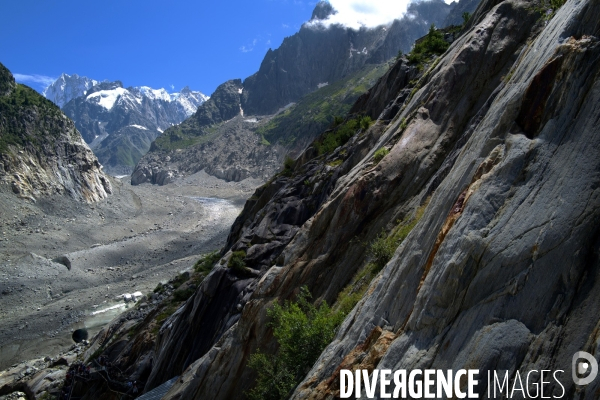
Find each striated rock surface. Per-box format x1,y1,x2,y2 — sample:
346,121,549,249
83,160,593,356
138,0,600,399
0,63,112,203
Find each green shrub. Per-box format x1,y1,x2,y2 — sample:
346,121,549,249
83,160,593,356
462,12,471,25
369,229,398,272
171,272,190,289
228,250,251,277
315,116,370,156
173,286,195,302
194,251,220,275
359,115,373,131
407,24,449,69
247,287,345,400
373,147,389,164
282,156,295,177
369,201,429,272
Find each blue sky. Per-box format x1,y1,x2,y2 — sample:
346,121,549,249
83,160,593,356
1,0,417,96
0,0,318,95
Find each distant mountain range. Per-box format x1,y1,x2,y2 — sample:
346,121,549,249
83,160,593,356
42,74,208,175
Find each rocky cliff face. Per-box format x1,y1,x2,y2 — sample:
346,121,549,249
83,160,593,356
140,0,600,398
0,63,112,203
240,0,453,116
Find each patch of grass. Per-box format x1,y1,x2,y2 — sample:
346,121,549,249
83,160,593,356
247,287,345,400
368,200,429,273
373,147,389,164
194,251,221,275
154,304,179,331
327,159,343,168
334,267,371,316
407,24,449,70
173,286,196,302
314,116,372,156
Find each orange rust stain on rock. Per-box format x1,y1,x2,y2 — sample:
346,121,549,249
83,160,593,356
299,327,397,400
417,145,504,293
418,187,468,292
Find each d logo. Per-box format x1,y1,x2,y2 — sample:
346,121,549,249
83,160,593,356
572,351,598,385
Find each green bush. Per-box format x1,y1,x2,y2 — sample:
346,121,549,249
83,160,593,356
462,12,471,25
173,286,196,302
228,250,251,277
282,156,295,177
359,115,372,131
315,116,372,156
407,24,449,69
194,251,220,275
247,287,345,400
373,147,389,164
369,229,398,272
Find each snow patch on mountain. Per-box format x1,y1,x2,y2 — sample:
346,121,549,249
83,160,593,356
87,87,129,110
138,86,171,102
128,125,149,130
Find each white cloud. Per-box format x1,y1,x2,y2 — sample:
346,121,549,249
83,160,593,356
310,0,413,29
170,84,175,91
13,73,56,89
240,38,260,53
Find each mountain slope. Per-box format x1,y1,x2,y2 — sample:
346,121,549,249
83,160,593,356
0,63,111,202
240,0,453,116
117,0,599,398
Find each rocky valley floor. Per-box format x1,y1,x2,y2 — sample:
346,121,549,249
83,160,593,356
0,171,259,370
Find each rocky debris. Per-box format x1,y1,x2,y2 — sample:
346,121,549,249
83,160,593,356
131,115,285,185
130,165,177,186
0,341,89,399
52,255,71,270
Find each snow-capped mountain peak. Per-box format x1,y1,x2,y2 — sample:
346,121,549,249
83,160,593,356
60,78,209,175
43,73,98,108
